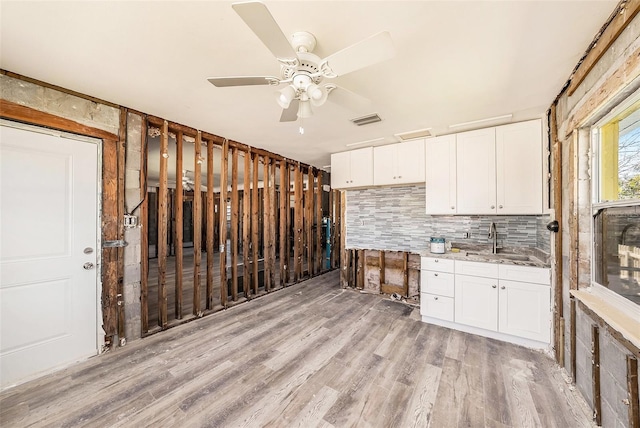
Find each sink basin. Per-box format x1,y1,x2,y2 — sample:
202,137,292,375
465,251,531,262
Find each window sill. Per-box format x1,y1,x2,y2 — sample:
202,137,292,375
570,289,640,352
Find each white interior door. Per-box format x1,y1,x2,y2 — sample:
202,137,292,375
0,123,99,389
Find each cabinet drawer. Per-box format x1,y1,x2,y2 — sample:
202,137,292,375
420,293,454,322
421,257,454,273
455,260,499,278
498,264,550,285
420,271,454,297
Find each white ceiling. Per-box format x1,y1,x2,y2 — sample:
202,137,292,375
0,1,616,170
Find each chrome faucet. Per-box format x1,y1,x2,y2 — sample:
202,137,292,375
488,222,498,254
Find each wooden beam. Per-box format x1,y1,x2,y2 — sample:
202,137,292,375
357,250,365,288
628,356,640,428
559,317,566,370
306,169,314,277
403,252,410,298
251,154,260,294
206,140,215,309
174,131,184,319
243,150,252,298
263,156,272,291
571,298,577,381
569,131,579,290
380,251,386,286
192,132,203,315
158,121,169,328
219,139,229,307
117,107,126,342
140,117,149,335
279,161,288,286
566,44,640,137
231,147,239,300
316,171,323,274
0,99,118,142
550,103,564,364
294,164,304,281
268,158,276,288
567,0,640,96
592,324,602,426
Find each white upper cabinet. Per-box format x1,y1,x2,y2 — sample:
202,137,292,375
496,120,543,214
330,147,374,189
424,119,544,215
425,135,457,214
373,139,425,186
456,127,497,214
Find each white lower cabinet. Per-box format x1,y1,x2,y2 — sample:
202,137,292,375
421,256,551,348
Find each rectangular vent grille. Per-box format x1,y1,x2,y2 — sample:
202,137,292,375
350,113,382,126
394,128,432,141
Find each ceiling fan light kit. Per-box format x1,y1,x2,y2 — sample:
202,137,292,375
208,1,395,129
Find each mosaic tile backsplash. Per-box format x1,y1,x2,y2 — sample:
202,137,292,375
346,185,551,254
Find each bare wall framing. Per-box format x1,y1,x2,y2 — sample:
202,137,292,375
549,2,640,426
141,116,339,335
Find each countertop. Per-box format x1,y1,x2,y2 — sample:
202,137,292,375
417,243,550,268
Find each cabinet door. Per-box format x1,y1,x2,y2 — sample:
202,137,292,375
496,120,543,214
348,147,374,188
330,151,352,188
395,139,425,184
454,274,498,331
456,128,496,214
425,135,457,214
373,144,397,186
498,280,550,343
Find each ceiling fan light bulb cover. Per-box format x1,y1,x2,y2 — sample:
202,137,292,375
276,85,296,109
310,85,329,107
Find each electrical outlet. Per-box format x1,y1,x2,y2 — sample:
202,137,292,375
464,232,470,239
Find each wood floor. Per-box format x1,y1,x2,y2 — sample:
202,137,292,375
0,270,592,428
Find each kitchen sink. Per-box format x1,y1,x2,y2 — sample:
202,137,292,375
465,251,531,262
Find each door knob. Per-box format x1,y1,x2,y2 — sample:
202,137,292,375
83,262,95,270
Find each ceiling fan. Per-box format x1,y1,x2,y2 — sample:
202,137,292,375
181,170,195,191
207,1,395,123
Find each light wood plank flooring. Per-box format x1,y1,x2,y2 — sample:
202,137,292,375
0,270,592,427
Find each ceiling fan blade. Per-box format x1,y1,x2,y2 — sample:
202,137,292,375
232,1,297,61
279,99,299,122
207,76,279,87
322,31,394,77
328,86,372,113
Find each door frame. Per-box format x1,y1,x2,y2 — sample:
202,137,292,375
0,118,104,352
0,99,121,350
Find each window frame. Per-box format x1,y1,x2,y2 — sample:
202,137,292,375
590,87,640,320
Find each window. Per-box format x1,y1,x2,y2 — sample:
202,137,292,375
592,92,640,307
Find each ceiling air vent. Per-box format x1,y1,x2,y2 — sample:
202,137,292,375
350,113,382,126
394,128,432,141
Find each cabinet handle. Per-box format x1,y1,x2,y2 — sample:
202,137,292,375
499,205,503,209
398,176,402,178
434,273,438,276
501,286,506,290
451,206,455,210
434,259,439,263
491,205,495,209
492,285,497,288
393,176,396,179
434,297,439,300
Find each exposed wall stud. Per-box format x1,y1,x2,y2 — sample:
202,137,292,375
219,139,229,307
206,140,215,309
231,147,239,300
175,131,184,319
243,150,252,298
158,121,169,328
591,324,601,426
